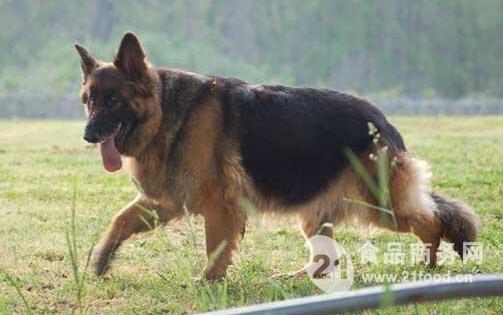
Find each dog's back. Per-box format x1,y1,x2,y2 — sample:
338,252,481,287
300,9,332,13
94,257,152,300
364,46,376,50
218,80,406,205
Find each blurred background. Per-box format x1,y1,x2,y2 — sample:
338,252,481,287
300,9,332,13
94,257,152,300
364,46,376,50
1,0,503,117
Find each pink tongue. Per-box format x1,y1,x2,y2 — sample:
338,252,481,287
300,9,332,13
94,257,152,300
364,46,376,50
99,138,122,172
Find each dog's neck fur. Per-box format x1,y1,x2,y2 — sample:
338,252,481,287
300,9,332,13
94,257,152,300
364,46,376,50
126,68,215,201
146,69,212,158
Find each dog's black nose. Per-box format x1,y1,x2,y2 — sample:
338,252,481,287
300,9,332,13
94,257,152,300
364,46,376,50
84,134,100,143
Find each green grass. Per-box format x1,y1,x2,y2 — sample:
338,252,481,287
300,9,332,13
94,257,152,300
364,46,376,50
0,117,502,314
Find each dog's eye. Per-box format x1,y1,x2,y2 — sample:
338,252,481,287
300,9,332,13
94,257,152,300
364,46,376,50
107,97,120,107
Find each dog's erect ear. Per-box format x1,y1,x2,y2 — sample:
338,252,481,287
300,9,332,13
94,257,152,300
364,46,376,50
113,32,148,76
75,44,98,77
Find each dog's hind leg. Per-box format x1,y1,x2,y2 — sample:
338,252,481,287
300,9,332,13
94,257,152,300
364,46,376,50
409,217,442,266
93,194,175,275
284,211,335,278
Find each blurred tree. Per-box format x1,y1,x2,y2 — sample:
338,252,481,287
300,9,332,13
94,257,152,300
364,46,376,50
0,0,503,99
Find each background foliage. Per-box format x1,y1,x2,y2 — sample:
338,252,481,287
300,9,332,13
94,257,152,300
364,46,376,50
2,0,503,100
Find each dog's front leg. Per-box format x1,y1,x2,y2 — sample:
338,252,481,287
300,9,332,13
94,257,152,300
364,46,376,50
93,194,174,275
202,189,246,280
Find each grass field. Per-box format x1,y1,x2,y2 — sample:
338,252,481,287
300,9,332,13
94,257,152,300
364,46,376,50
0,117,502,314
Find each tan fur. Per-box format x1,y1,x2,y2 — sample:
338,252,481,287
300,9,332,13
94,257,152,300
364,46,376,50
181,100,248,278
94,195,177,275
310,154,441,266
109,97,248,279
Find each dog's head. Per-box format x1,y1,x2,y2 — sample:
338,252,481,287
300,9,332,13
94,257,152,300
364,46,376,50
75,32,161,171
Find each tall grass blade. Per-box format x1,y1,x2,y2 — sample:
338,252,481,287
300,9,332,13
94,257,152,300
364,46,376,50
343,148,380,199
1,272,32,315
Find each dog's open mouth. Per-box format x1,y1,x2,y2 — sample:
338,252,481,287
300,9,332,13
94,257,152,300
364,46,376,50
99,123,123,172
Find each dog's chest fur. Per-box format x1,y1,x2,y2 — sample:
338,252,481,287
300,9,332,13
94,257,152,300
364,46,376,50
123,96,223,211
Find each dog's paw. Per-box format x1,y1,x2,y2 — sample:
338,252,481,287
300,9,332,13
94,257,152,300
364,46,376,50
92,247,113,276
271,273,295,280
271,269,309,280
203,269,227,282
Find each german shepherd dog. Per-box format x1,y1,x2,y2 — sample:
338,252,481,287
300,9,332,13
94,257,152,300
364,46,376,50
75,33,478,280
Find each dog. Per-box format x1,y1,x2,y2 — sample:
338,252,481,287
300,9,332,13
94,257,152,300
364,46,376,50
75,32,478,280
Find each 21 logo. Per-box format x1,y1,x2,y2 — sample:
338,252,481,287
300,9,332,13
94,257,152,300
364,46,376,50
305,235,354,293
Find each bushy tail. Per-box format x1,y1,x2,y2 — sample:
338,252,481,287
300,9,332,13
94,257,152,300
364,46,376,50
431,192,479,257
